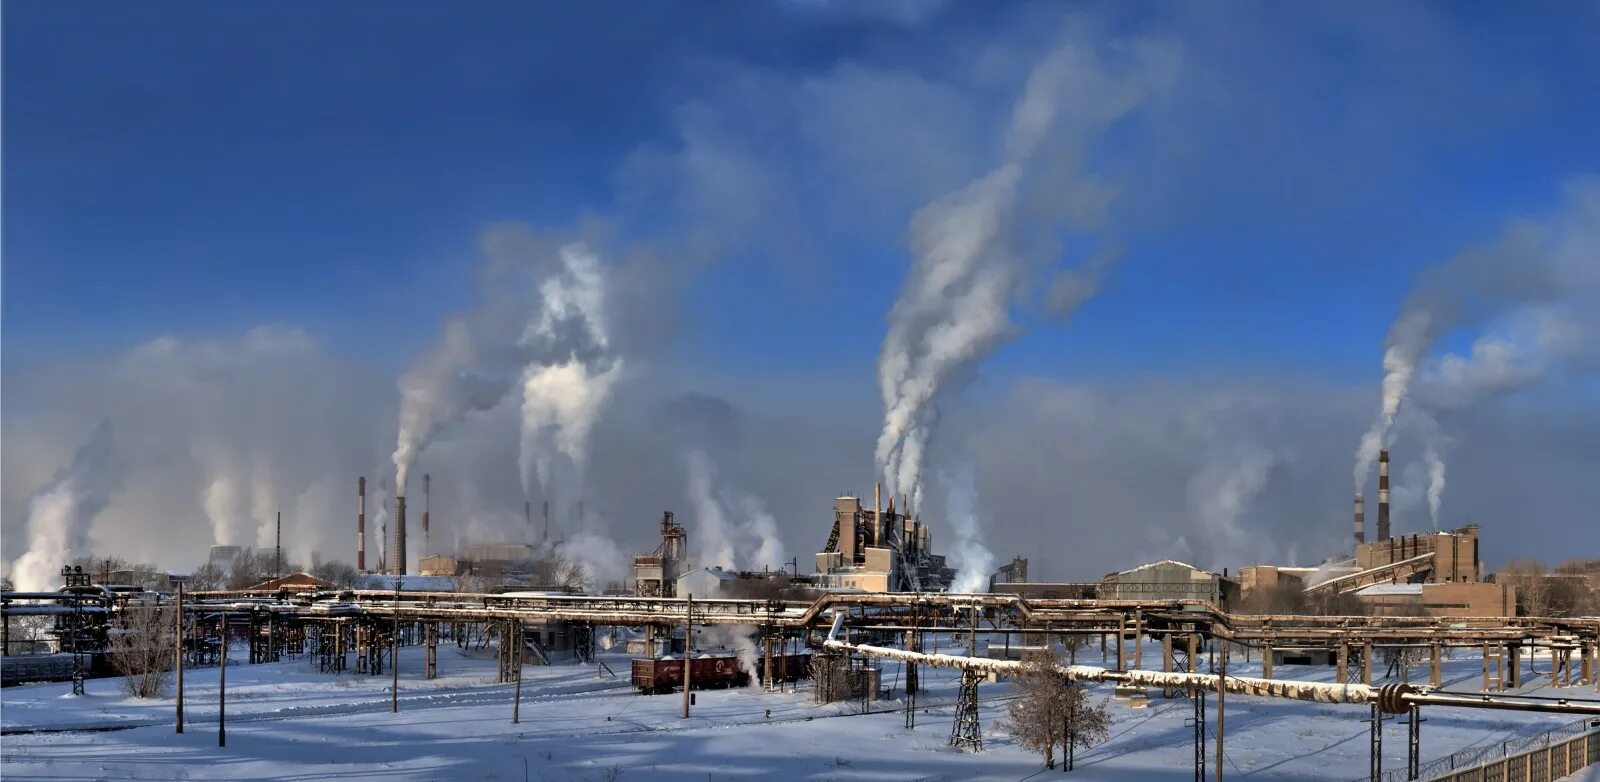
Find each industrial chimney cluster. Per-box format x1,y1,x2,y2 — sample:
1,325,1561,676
1352,449,1393,545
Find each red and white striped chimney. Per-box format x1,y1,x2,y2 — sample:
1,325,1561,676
1377,449,1391,541
1353,493,1365,544
357,476,367,572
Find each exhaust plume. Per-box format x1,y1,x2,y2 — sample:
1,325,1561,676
518,243,624,517
1423,443,1445,531
1353,180,1599,488
684,449,785,572
877,38,1174,513
941,465,994,594
10,421,119,592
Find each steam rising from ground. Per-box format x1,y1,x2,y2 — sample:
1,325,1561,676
10,422,119,592
1185,446,1276,569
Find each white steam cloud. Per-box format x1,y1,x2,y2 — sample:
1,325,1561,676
941,465,993,594
1185,446,1276,569
10,422,119,592
877,38,1175,578
1354,181,1599,489
517,243,624,513
683,449,785,572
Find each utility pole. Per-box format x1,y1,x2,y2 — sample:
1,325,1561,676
274,511,282,583
391,578,402,713
682,593,693,719
512,623,523,724
1216,644,1226,782
219,613,228,748
175,582,184,734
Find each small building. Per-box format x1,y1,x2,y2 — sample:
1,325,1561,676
418,555,462,577
245,572,336,593
1235,565,1317,598
1099,560,1235,606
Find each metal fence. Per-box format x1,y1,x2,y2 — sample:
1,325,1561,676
1365,717,1600,782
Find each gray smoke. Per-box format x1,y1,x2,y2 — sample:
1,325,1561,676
10,421,119,592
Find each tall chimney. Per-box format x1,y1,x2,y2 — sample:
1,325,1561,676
542,501,550,544
357,477,367,572
394,495,408,576
874,482,883,546
1377,449,1391,541
1353,493,1365,544
422,474,431,557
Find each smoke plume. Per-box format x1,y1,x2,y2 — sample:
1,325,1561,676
10,422,120,592
1353,181,1599,488
941,465,994,593
1185,446,1277,569
684,449,786,572
1423,443,1446,531
877,37,1175,535
517,243,624,518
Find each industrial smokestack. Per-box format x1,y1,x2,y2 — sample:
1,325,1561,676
542,501,550,544
1377,449,1391,542
357,477,367,572
874,482,882,546
1353,493,1365,545
422,473,431,556
394,495,408,576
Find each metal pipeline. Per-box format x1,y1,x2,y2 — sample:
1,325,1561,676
823,637,1600,716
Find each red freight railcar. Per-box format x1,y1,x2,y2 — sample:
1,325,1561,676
631,652,813,694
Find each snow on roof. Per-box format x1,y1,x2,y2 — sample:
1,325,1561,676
1111,559,1202,577
1355,583,1423,597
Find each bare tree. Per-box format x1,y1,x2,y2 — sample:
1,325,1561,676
107,599,176,698
188,563,226,592
309,559,359,588
1003,650,1111,771
1500,560,1556,617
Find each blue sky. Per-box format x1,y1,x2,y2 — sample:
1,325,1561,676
8,1,1595,380
5,2,1600,574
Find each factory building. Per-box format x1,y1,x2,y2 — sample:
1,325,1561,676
1100,560,1238,606
814,486,953,591
632,512,687,597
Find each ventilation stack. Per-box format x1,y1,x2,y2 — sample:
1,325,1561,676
357,476,367,572
394,495,408,576
422,473,431,556
1353,493,1365,544
1377,449,1391,542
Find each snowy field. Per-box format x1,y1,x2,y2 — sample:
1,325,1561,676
3,637,1598,781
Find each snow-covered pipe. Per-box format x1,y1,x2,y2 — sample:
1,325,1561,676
822,638,1600,715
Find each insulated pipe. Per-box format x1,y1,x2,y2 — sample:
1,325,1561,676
823,634,1600,716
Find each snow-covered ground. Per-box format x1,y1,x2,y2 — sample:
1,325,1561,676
2,636,1597,781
